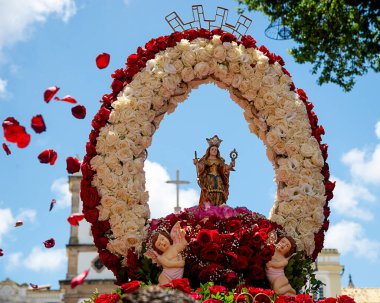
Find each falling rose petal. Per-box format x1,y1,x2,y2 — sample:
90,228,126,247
2,117,31,148
2,143,11,155
96,52,110,69
57,95,77,104
38,149,58,165
31,115,46,133
71,105,86,119
49,199,56,212
43,238,55,248
30,283,38,289
70,269,89,289
66,156,81,174
54,97,59,101
0,249,3,257
67,213,85,226
15,220,23,227
44,86,60,103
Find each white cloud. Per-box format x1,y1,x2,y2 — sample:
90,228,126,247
145,160,198,218
0,208,37,244
0,208,14,245
342,146,380,185
51,177,71,208
7,247,66,271
376,121,380,139
123,0,132,6
325,221,380,261
330,176,375,221
0,0,77,50
0,78,7,98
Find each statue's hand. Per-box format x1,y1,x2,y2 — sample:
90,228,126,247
193,158,198,165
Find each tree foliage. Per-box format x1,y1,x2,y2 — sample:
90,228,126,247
237,0,380,91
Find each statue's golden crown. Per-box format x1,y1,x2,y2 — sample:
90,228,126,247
207,135,222,147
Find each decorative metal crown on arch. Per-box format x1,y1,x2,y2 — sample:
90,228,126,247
165,5,252,39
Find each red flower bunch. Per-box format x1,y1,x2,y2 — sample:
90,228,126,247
147,206,279,289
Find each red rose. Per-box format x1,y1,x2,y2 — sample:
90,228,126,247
200,243,221,261
209,285,227,295
222,271,238,288
225,219,242,233
337,295,355,303
296,88,308,101
190,292,203,300
199,264,222,282
318,298,337,303
82,208,99,224
226,252,238,269
95,293,119,303
66,156,81,174
121,280,140,294
295,294,313,303
172,278,191,293
237,255,249,270
80,185,100,209
237,246,253,259
325,180,336,192
91,106,110,131
196,229,220,246
241,35,256,48
259,245,275,262
3,117,30,148
203,299,223,303
220,32,236,43
99,249,120,268
249,231,264,247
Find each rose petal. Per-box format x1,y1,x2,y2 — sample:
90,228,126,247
30,283,38,289
70,269,89,288
0,249,3,257
66,156,81,173
49,199,56,212
38,149,58,165
57,95,77,104
96,53,110,69
71,105,86,119
67,213,85,226
44,86,60,103
15,220,23,227
31,115,46,133
43,238,55,248
2,143,11,155
2,117,31,148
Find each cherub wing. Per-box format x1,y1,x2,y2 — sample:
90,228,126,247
144,250,161,266
170,221,183,245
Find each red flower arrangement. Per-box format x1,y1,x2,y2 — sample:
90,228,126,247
146,205,279,289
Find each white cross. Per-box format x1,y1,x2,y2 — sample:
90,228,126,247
166,169,190,213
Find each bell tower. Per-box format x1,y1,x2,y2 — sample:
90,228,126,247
59,172,116,303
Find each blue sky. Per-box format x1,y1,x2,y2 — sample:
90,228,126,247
0,0,379,290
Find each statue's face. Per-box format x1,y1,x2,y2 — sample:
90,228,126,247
155,234,170,252
278,237,291,255
210,146,218,156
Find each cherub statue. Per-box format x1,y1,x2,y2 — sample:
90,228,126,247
265,235,297,296
144,221,188,285
193,135,237,207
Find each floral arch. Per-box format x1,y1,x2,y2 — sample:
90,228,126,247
80,29,334,283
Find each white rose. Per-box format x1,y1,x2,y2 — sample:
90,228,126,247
176,39,190,51
238,79,250,93
226,47,241,62
90,155,105,170
300,143,315,158
211,35,222,45
253,97,265,111
232,74,243,88
181,50,196,67
194,62,210,79
212,44,226,62
162,74,180,92
111,201,128,214
229,62,240,74
181,67,195,82
164,63,176,74
196,47,212,62
311,152,324,167
242,89,258,101
263,91,278,105
172,59,184,73
266,131,279,147
262,75,276,87
102,172,119,189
